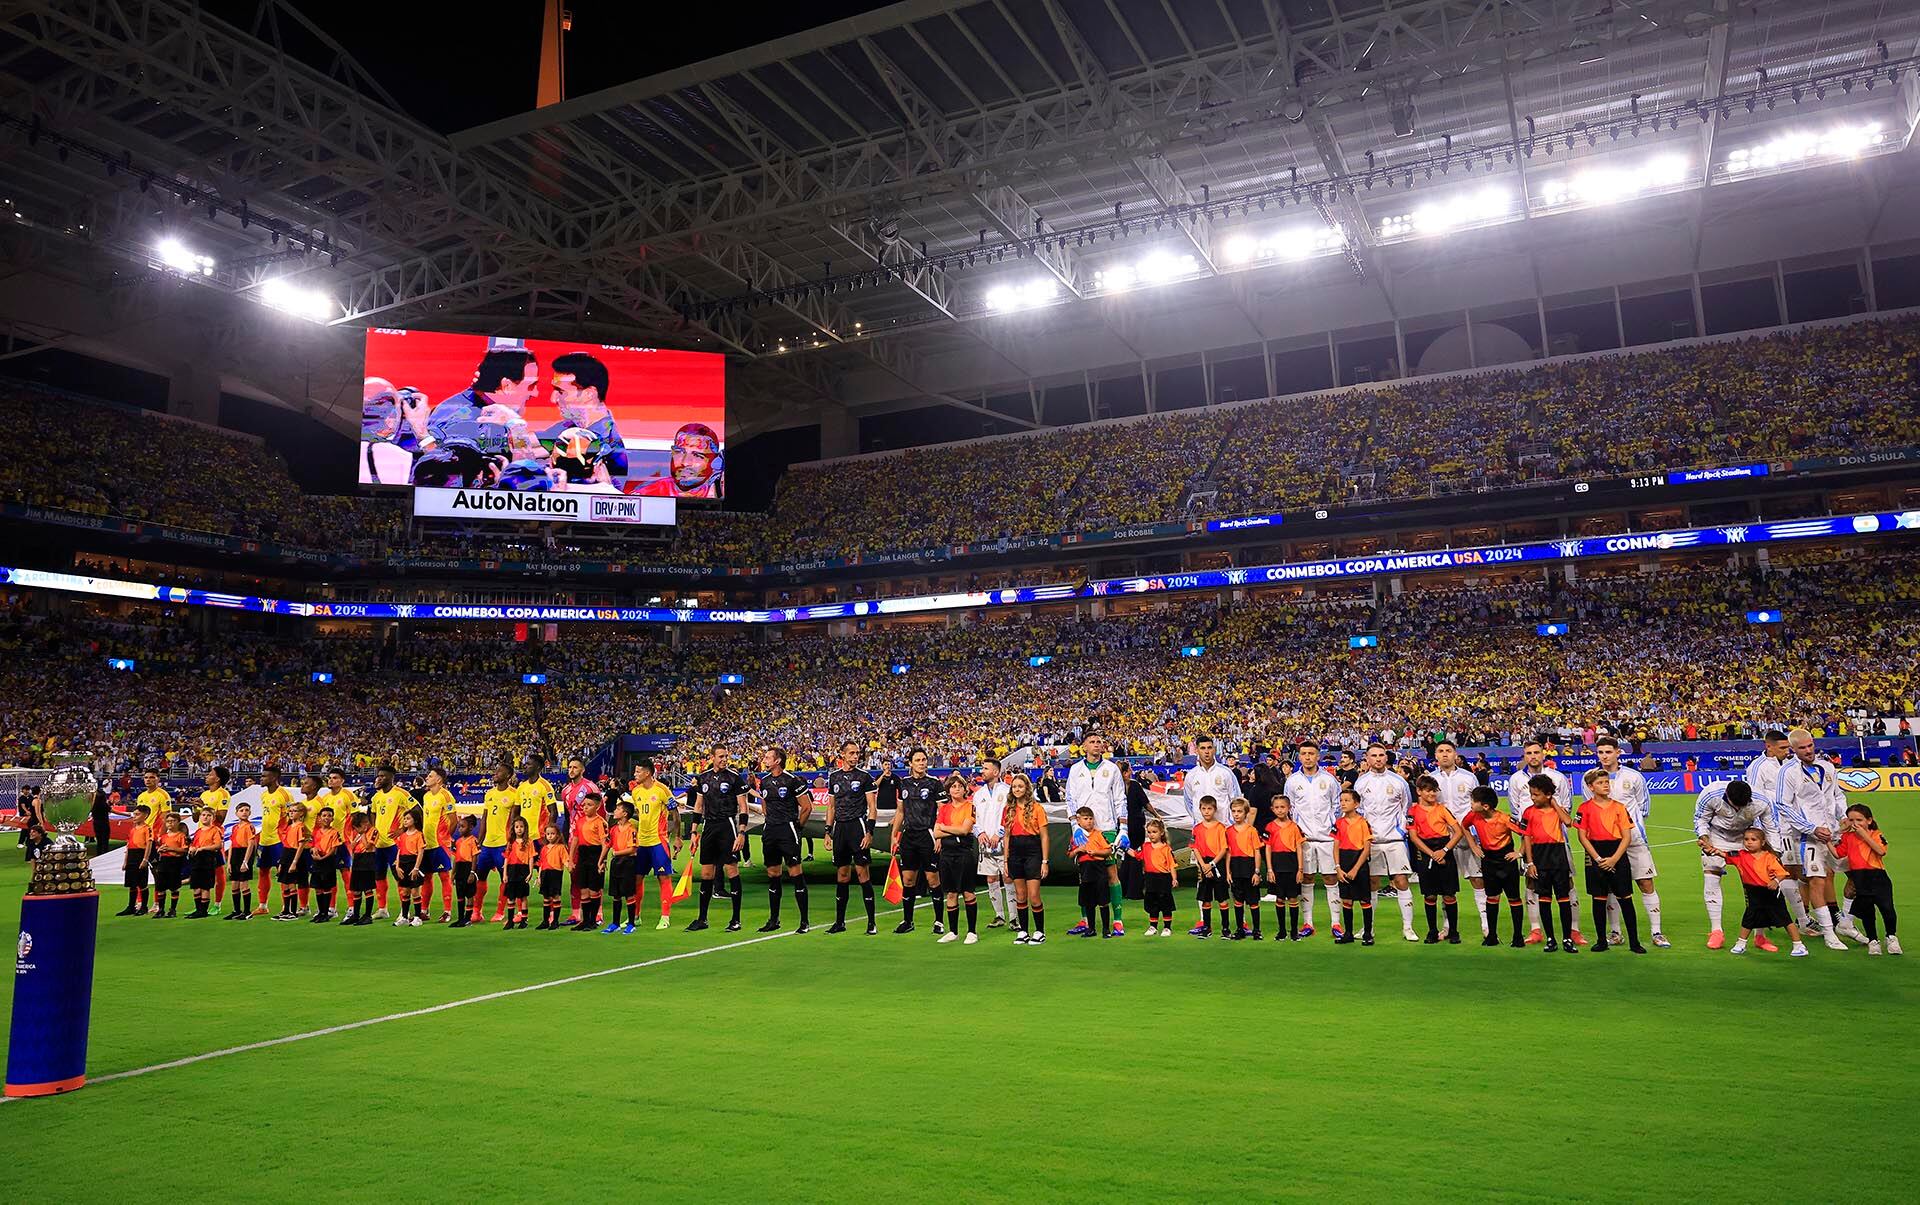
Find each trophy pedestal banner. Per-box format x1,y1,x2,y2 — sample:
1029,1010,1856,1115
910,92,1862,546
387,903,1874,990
7,887,99,1096
7,763,103,1097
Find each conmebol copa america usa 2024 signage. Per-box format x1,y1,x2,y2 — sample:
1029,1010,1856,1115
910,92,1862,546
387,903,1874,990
2,511,1914,625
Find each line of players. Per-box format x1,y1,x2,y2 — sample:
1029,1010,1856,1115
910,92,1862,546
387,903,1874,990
117,755,692,933
108,726,1899,956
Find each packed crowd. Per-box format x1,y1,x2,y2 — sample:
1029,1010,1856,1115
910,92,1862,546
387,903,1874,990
4,548,1913,776
7,317,1918,568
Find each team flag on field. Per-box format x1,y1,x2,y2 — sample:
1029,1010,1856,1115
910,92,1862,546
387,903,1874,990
883,856,904,905
668,853,695,904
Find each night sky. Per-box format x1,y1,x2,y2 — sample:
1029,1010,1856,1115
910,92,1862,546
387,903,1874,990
205,0,895,133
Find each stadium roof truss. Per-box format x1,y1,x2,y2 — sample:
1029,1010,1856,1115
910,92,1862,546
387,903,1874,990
3,0,1919,433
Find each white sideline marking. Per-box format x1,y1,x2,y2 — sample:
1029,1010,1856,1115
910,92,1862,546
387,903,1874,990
7,917,894,1100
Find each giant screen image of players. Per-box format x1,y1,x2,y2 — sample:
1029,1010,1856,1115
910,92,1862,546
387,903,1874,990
359,329,725,497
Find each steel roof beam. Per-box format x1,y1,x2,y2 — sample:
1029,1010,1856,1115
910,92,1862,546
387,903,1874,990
830,218,1033,376
691,234,1036,427
1691,0,1734,269
536,1,1741,251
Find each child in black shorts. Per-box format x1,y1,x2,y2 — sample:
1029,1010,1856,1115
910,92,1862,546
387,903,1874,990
154,814,188,918
1408,775,1466,944
1071,808,1113,938
393,811,426,928
1833,804,1898,954
1136,819,1177,935
1226,800,1263,940
120,805,152,916
1705,827,1808,957
1333,788,1374,945
1463,787,1526,948
450,818,478,929
1520,774,1577,954
188,805,221,918
277,802,308,919
1261,799,1305,941
1189,796,1228,938
306,807,339,923
346,814,379,926
504,818,535,930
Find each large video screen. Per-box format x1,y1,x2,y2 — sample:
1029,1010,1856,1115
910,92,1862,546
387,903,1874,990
359,329,725,498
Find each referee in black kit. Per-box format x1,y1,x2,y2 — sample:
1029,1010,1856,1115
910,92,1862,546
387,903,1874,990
687,747,749,933
824,741,879,934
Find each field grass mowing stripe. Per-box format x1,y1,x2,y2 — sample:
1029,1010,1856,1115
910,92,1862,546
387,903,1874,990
6,916,898,1099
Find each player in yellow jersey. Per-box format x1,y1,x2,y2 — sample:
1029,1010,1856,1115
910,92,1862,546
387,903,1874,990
198,766,233,914
624,760,680,930
517,753,556,835
253,765,297,916
417,767,457,921
368,765,415,919
136,769,174,846
314,768,361,917
473,757,520,923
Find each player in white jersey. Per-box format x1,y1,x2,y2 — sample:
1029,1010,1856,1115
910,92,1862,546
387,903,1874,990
1353,743,1418,941
1284,740,1344,938
1504,739,1584,945
1182,736,1244,826
1777,728,1855,948
1429,742,1487,937
1692,777,1771,948
1066,734,1129,936
1595,737,1668,947
1741,730,1810,928
1742,731,1791,820
971,759,1013,929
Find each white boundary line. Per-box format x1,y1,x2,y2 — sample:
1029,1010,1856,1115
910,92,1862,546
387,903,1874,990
7,916,903,1101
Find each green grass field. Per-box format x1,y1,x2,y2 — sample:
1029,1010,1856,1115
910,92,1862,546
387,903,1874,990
3,795,1917,1202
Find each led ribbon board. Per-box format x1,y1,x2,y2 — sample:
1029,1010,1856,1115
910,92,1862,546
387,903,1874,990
4,511,1913,625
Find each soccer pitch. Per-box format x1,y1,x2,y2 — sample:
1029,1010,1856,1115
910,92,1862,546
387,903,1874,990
4,794,1917,1202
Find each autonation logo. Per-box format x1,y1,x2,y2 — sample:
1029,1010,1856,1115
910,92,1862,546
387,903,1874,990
414,487,584,523
450,490,580,518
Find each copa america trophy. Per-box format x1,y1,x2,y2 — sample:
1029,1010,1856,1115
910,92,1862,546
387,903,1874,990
27,762,98,895
8,759,101,1096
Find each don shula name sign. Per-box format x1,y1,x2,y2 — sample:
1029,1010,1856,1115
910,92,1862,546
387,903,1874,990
412,487,675,526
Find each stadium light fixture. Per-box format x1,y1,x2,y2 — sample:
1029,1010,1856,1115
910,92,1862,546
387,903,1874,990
1376,186,1512,240
1536,154,1691,208
260,277,334,322
154,235,213,276
1221,224,1347,265
1724,122,1886,175
984,277,1060,313
1092,248,1199,293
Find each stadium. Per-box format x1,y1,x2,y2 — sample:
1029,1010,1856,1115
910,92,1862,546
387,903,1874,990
2,0,1919,1196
